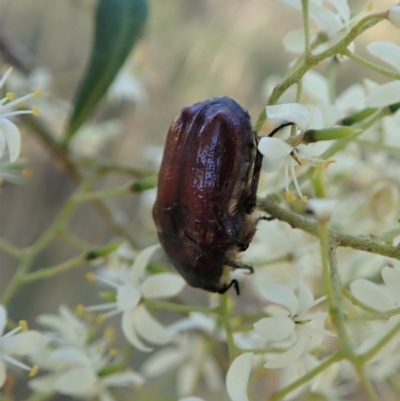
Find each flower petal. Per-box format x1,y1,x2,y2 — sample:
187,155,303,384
259,283,299,316
0,118,21,162
141,347,185,377
307,199,337,221
177,361,197,396
0,305,6,336
141,273,185,299
28,374,57,393
350,279,394,311
264,334,306,369
130,244,160,286
226,352,253,401
365,81,400,108
51,347,89,365
367,42,400,72
3,331,45,355
116,283,141,311
382,266,400,293
266,103,312,131
388,6,400,29
54,366,97,396
121,310,152,352
295,281,315,315
254,317,295,342
258,137,292,172
101,371,144,387
131,305,172,345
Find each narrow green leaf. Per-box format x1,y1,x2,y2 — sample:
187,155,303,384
65,0,148,142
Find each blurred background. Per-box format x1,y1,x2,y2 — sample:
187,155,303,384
0,0,399,397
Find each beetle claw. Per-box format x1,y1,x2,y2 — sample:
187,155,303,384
218,279,240,295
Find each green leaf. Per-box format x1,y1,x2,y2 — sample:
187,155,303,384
65,0,148,142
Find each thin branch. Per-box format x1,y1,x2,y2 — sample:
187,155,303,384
258,197,400,260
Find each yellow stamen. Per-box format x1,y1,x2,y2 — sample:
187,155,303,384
134,382,143,390
300,196,308,202
6,92,14,101
34,89,41,98
285,191,297,202
32,106,40,117
22,168,32,179
323,159,336,168
29,365,39,377
231,317,242,327
367,3,374,11
108,348,118,357
19,320,28,332
75,304,85,316
347,309,355,317
104,326,116,342
326,314,332,325
85,272,95,282
96,314,104,325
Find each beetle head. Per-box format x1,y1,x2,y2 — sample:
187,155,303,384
158,233,238,294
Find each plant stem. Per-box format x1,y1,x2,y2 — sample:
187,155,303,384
259,197,400,260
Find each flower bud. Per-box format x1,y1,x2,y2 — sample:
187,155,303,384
387,6,400,28
307,199,337,223
303,127,361,143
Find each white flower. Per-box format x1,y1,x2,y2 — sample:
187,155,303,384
0,68,38,162
307,198,337,222
85,244,186,352
364,80,400,108
258,103,330,200
367,42,400,72
142,333,223,397
36,305,88,347
350,265,400,359
387,6,400,29
0,305,44,388
226,352,253,401
254,282,331,368
29,340,144,400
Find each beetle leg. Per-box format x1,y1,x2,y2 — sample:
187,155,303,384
218,279,240,295
226,260,254,274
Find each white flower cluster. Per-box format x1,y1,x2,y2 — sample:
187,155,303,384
27,305,144,401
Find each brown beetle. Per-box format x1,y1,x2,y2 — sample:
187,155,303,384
153,97,263,294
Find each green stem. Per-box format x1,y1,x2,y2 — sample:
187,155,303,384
361,320,400,363
73,185,132,202
21,254,87,283
344,49,400,80
266,353,341,401
259,197,400,260
221,292,237,361
301,0,311,56
0,238,22,259
326,245,352,352
353,364,379,401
